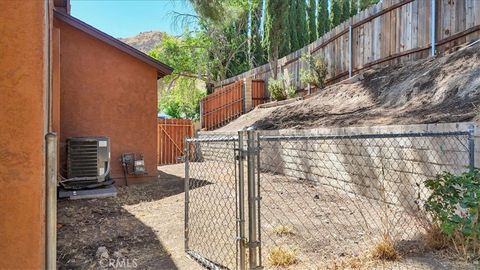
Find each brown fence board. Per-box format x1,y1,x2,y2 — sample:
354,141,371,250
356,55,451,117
252,80,268,107
201,80,244,130
201,0,480,130
215,0,480,89
157,118,193,165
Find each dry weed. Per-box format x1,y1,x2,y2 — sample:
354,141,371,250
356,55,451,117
268,246,297,266
327,257,366,269
371,234,400,261
424,224,449,250
272,225,293,235
347,257,365,268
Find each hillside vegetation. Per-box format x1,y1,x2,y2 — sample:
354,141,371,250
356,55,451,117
217,42,480,131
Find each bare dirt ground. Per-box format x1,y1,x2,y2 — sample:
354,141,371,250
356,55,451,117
258,173,475,270
186,159,475,270
58,163,476,269
217,42,480,132
57,166,202,270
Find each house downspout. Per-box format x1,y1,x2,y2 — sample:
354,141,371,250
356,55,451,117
44,0,57,269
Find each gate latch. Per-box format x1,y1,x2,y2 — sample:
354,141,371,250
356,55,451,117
247,241,261,248
235,147,259,160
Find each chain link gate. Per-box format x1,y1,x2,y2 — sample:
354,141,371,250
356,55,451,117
184,131,262,270
185,127,475,269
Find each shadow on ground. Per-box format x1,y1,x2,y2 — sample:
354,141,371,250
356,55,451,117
57,171,209,269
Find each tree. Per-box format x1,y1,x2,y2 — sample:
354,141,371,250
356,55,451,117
187,0,250,81
249,0,265,68
330,0,342,28
222,15,250,78
350,0,359,17
263,0,289,78
295,0,308,48
341,0,351,23
288,1,298,53
360,0,380,11
149,32,209,82
317,0,329,37
158,78,205,120
307,0,316,43
149,33,208,120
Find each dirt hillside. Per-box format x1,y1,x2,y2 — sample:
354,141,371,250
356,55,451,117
217,42,480,132
119,31,163,54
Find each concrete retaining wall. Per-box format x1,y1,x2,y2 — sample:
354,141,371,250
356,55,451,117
196,122,478,209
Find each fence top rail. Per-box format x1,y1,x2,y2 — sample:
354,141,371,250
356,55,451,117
194,122,476,142
187,135,238,143
259,131,472,142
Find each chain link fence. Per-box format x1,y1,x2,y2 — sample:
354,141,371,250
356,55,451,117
185,135,240,269
185,128,475,269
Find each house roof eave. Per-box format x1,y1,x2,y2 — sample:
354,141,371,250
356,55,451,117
53,10,173,78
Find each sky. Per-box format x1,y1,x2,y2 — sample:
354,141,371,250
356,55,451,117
70,0,197,38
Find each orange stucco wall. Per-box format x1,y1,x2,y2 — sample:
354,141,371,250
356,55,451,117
0,1,47,268
55,19,158,185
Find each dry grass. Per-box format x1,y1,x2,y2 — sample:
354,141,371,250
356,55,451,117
347,257,365,268
371,234,400,261
424,224,449,250
267,246,297,267
272,225,293,235
326,257,366,269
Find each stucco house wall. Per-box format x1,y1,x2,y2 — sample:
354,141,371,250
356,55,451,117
54,19,160,184
0,1,48,268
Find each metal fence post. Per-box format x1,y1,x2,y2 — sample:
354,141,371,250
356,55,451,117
256,132,263,268
242,78,247,114
468,125,475,172
46,132,57,270
184,137,190,253
246,129,261,269
430,0,436,56
348,24,353,77
237,131,247,270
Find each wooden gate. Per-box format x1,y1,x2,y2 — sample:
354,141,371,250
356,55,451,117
157,118,194,165
252,79,269,107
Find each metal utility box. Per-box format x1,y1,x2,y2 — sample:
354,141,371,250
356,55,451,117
67,137,110,181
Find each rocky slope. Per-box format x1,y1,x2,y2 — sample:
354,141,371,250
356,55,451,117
119,31,163,54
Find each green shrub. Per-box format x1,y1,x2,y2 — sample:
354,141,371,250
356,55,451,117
268,76,296,101
300,53,328,89
286,85,296,99
424,169,480,259
268,78,287,101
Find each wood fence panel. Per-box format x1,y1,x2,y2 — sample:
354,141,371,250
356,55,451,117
157,118,193,165
252,80,268,107
215,0,480,90
201,80,244,130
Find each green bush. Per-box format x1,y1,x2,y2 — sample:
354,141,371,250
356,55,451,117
424,169,480,259
300,53,328,89
268,78,287,101
268,77,296,101
286,85,296,99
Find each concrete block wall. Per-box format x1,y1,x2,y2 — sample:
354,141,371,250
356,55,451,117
196,122,478,209
259,122,477,210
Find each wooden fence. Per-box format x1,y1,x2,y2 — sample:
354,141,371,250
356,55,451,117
252,79,269,107
200,79,269,130
201,80,244,130
157,118,194,165
216,0,480,91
